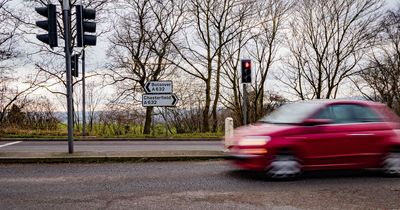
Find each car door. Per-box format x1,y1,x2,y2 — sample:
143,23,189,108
299,104,357,169
340,104,389,167
300,103,389,169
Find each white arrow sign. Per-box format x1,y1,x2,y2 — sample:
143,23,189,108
142,94,178,107
145,81,173,94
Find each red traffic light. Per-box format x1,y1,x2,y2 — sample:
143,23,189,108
241,59,252,83
244,61,251,69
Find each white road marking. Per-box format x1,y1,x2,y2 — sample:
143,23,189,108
0,141,22,148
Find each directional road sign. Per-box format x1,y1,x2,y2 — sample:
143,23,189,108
142,94,178,107
145,81,173,94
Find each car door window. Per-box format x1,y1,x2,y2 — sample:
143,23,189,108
314,106,334,120
350,105,381,122
331,105,355,123
314,104,381,124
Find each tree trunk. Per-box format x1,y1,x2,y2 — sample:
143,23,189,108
211,44,222,132
259,89,264,119
143,106,153,134
203,78,211,132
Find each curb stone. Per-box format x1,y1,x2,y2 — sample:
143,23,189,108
0,138,223,142
0,155,225,164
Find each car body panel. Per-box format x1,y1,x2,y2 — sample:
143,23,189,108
228,100,400,172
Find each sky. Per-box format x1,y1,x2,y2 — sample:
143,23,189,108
7,0,400,112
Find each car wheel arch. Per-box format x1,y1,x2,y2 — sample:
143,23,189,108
272,147,303,161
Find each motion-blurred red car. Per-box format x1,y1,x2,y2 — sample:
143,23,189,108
227,100,400,179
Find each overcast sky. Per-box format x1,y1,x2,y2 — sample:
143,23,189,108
8,0,400,111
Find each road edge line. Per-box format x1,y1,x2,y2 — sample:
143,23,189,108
0,141,22,148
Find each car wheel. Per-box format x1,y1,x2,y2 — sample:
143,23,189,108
382,149,400,177
266,152,302,179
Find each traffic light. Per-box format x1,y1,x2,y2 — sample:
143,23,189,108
76,5,97,47
241,59,252,83
71,54,79,77
35,4,58,48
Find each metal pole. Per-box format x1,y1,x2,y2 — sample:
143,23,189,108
243,83,248,125
79,0,86,137
82,49,86,136
72,76,74,127
152,108,155,137
63,0,74,153
165,107,168,137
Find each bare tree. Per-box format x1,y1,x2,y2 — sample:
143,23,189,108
172,0,254,132
0,0,21,123
107,0,184,134
97,102,143,136
0,0,44,125
356,7,400,114
23,96,60,130
27,0,108,92
247,0,292,122
166,77,205,133
2,0,109,111
218,0,291,124
0,0,111,135
218,2,255,126
279,0,382,100
0,0,18,65
86,81,102,135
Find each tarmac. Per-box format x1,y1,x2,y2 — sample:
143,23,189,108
0,138,226,164
0,137,223,141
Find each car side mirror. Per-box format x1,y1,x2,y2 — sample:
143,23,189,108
303,118,332,126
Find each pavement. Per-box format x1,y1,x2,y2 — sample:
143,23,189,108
0,139,226,164
2,161,400,209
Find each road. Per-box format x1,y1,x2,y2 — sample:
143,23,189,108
0,141,223,153
1,161,399,210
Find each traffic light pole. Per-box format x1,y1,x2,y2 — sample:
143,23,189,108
240,59,251,126
82,49,86,136
62,0,74,153
243,83,248,125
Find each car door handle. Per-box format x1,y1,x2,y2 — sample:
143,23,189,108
347,133,375,136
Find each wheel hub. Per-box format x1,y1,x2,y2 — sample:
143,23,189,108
267,156,301,178
383,153,400,175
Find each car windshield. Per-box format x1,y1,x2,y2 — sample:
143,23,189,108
259,102,323,124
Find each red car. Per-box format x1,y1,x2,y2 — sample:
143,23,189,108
227,100,400,179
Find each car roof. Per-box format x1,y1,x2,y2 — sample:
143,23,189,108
296,99,384,107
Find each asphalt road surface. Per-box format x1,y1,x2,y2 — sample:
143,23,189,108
1,161,399,210
0,141,223,153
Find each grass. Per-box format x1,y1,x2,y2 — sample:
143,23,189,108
0,127,67,138
0,124,224,139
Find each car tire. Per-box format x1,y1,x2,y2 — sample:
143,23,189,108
382,149,400,177
266,151,302,179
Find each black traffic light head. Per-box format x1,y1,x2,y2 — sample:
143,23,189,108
35,4,58,48
71,54,79,77
241,59,252,83
76,5,97,47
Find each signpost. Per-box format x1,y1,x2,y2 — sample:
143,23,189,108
144,81,173,94
142,81,178,107
142,94,178,107
142,81,178,136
